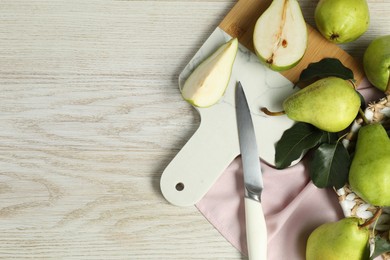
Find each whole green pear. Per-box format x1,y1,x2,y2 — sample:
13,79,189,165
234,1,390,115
315,0,370,44
306,217,370,260
283,77,361,132
363,35,390,94
349,123,390,206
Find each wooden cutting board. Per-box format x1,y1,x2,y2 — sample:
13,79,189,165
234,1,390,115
160,0,365,207
220,0,365,84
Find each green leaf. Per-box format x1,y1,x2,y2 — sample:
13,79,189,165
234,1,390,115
275,122,323,169
370,236,390,259
298,58,354,83
309,142,350,189
319,131,339,144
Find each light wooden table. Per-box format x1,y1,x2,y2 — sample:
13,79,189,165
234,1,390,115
0,1,389,259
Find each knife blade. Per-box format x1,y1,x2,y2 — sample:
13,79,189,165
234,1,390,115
235,81,267,260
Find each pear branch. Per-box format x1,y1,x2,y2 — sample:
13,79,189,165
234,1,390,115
358,108,370,125
260,107,286,116
359,207,383,229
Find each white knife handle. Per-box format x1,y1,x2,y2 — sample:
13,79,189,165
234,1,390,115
245,197,267,260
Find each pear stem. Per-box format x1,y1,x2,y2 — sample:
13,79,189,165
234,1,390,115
358,108,370,125
260,107,286,116
359,207,383,229
337,132,349,143
348,79,358,90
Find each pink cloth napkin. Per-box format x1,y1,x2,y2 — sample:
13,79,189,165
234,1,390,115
196,158,343,259
195,79,383,259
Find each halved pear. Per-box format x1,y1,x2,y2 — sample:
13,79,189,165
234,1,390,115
253,0,307,71
181,38,238,108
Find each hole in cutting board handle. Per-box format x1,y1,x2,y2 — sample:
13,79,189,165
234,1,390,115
175,182,185,191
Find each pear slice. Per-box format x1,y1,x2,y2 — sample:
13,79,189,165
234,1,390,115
253,0,307,71
181,38,238,108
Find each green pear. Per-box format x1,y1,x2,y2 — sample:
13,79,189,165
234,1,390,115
306,217,370,260
253,0,307,71
181,38,238,108
283,77,361,132
349,123,390,206
315,0,370,44
363,35,390,94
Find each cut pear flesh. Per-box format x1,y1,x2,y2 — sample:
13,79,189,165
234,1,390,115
253,0,307,71
181,38,238,108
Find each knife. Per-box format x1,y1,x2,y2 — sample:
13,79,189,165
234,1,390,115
235,81,267,260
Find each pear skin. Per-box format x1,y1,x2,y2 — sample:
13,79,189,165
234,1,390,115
315,0,370,44
306,218,370,260
283,77,361,132
349,123,390,206
363,35,390,94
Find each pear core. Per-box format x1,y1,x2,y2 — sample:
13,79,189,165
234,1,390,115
181,38,238,108
253,0,307,71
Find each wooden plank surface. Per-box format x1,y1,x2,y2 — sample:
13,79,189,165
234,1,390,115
219,0,364,84
0,0,389,259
